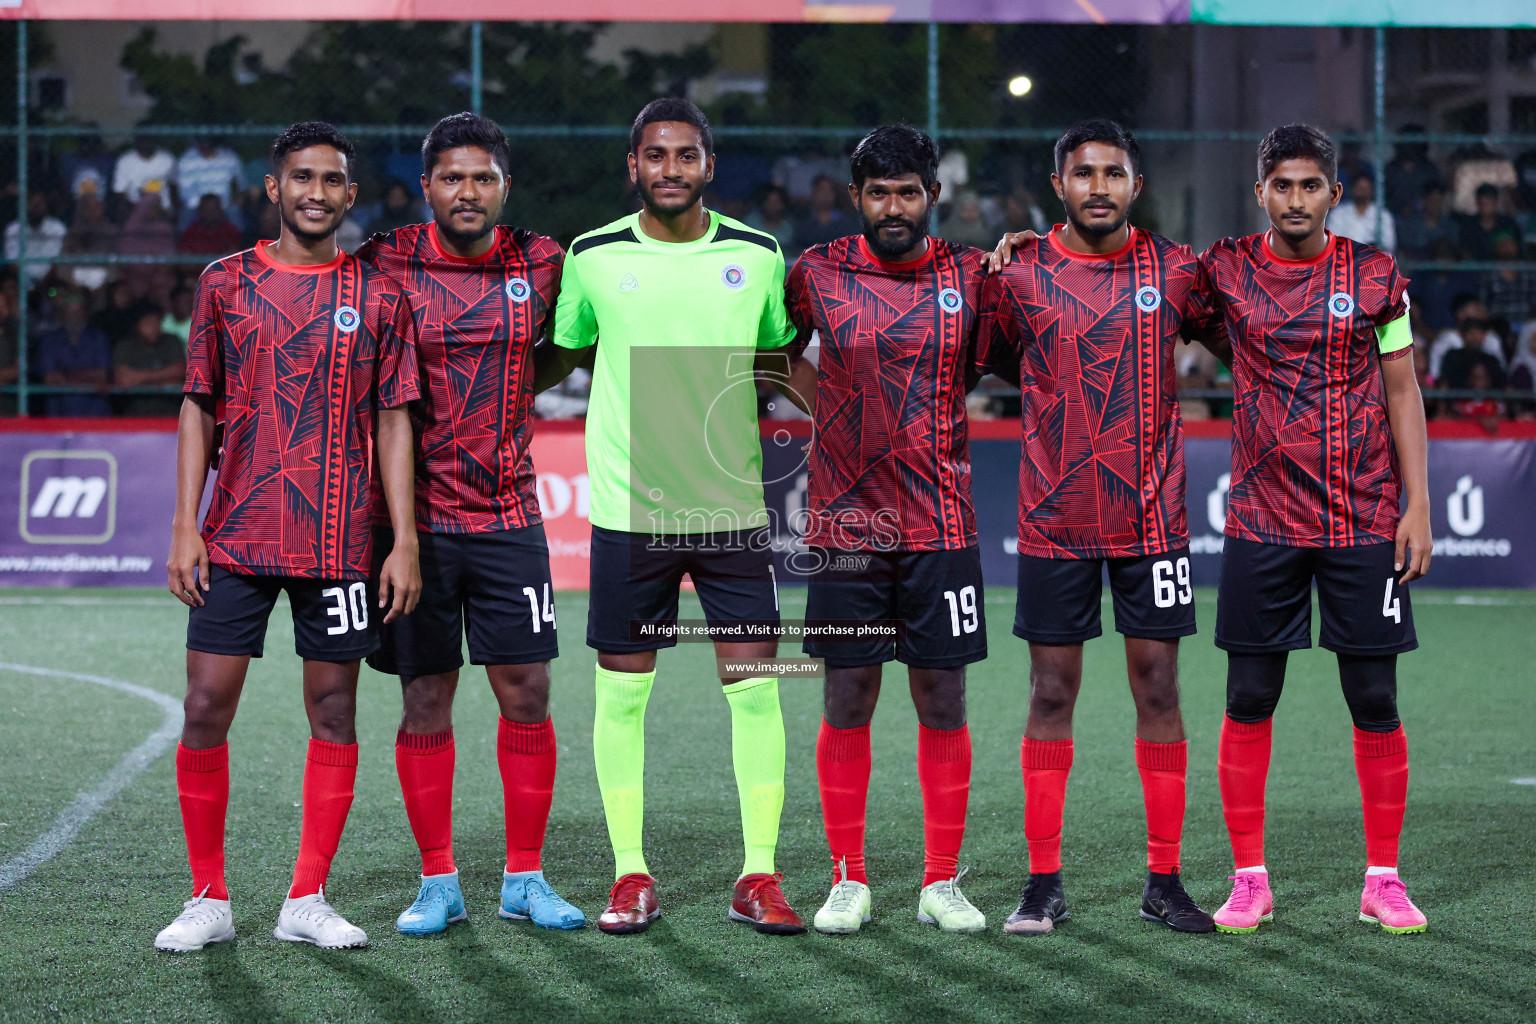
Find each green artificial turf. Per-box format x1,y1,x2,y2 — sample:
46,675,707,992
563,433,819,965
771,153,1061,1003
1,588,1532,1024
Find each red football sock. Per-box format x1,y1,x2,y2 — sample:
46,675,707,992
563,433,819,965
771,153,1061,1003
288,738,358,898
1354,725,1409,868
1020,737,1073,875
816,720,871,884
1218,716,1272,869
1135,737,1187,875
918,723,972,886
176,743,229,900
499,717,557,874
396,729,455,877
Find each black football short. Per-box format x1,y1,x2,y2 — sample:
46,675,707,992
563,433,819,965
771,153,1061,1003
1215,536,1417,655
368,525,560,678
1014,547,1198,644
187,565,379,662
586,525,780,652
802,547,987,669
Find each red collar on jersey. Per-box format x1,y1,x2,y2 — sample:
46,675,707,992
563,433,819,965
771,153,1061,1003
857,233,935,272
1047,223,1138,262
428,221,499,264
1262,229,1337,266
255,239,345,274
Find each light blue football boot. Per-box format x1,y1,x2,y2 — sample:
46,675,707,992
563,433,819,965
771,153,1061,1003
499,870,586,930
396,872,468,936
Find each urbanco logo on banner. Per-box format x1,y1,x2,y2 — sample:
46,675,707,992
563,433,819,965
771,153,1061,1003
19,450,118,544
1439,475,1509,557
1189,472,1230,555
535,472,590,521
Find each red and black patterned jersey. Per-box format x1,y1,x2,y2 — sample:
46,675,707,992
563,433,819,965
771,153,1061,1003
185,243,421,581
356,223,562,534
786,235,985,552
1195,232,1408,547
977,226,1221,559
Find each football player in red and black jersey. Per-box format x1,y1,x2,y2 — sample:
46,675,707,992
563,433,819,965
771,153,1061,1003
1193,125,1431,935
978,120,1227,935
786,124,988,935
355,113,584,934
157,122,422,952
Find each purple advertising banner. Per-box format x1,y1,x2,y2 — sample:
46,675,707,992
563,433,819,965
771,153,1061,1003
767,434,1536,591
1,428,1532,588
0,432,178,587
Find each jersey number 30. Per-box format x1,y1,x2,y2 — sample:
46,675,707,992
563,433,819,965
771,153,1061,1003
322,582,369,635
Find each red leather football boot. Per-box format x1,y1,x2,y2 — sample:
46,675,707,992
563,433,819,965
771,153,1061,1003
729,872,807,935
598,873,660,935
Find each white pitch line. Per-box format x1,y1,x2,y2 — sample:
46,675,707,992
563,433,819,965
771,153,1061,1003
1513,778,1536,786
0,663,182,891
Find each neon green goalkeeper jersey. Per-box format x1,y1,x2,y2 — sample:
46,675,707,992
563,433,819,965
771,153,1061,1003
553,210,795,534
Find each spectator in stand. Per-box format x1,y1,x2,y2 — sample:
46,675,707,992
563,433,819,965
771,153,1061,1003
1509,322,1536,392
1412,344,1434,417
1383,127,1440,219
90,280,139,346
112,135,177,217
1459,182,1523,261
178,194,242,257
174,137,245,225
1328,174,1395,252
161,284,193,349
771,146,844,205
792,174,848,256
0,285,16,416
1335,141,1374,195
1449,144,1517,216
1481,232,1536,331
35,287,111,417
62,192,119,292
363,180,419,239
744,184,796,252
1398,181,1459,261
1446,360,1506,433
112,302,185,417
117,191,178,306
5,191,67,288
1004,185,1049,237
1436,298,1506,388
61,133,116,205
943,190,997,249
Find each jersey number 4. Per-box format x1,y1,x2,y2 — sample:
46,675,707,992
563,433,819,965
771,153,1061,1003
1382,577,1401,624
523,583,557,634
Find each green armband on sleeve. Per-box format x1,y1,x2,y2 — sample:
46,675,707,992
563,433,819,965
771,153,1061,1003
1375,313,1412,355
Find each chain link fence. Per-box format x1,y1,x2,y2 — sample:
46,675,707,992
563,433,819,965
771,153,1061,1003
1,20,1533,419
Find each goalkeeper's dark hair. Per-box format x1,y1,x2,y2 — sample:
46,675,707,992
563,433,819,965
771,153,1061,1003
1257,123,1337,184
849,124,939,189
423,112,510,178
270,121,355,177
1054,119,1140,176
631,97,713,155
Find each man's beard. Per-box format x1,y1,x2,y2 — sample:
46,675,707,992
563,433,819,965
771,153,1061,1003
436,207,496,249
1066,200,1129,239
279,205,341,244
640,178,702,216
862,206,931,260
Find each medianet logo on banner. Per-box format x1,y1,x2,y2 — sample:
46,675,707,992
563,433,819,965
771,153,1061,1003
1437,475,1512,558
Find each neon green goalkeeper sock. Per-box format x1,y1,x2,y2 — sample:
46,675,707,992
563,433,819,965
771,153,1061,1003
593,666,655,879
723,676,786,877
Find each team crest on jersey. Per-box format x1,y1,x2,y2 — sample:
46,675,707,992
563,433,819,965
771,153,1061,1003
333,305,360,333
1135,285,1162,312
1328,292,1356,318
938,287,963,313
505,276,532,303
619,273,639,293
721,264,746,289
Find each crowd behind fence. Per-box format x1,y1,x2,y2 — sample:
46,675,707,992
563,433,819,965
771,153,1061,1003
0,21,1533,422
